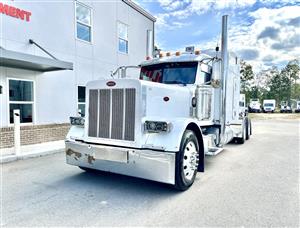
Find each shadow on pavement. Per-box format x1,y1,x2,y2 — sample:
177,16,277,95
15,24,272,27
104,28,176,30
54,167,181,197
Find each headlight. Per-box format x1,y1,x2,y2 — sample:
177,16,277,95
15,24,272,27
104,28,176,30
70,117,85,126
144,121,170,133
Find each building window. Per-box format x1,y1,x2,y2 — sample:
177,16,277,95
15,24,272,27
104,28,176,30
9,79,34,124
76,2,92,42
118,22,128,53
78,86,86,116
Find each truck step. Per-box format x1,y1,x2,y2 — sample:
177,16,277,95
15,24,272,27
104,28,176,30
205,147,224,156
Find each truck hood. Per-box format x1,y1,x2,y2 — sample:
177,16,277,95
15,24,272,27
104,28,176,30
84,78,193,148
140,80,193,119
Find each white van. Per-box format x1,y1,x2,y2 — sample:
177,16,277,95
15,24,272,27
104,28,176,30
263,99,276,113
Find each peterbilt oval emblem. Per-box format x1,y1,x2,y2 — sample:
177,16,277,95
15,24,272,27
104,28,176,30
106,81,116,87
163,96,170,102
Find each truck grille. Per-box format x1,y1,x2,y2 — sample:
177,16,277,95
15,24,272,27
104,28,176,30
88,88,136,141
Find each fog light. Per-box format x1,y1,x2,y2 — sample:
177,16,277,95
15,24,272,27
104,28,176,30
144,121,170,133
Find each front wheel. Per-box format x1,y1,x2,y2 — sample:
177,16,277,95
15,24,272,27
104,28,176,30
174,130,200,191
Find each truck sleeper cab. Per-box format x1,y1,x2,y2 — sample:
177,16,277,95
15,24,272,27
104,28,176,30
65,15,251,191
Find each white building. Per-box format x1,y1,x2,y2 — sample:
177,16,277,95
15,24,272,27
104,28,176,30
0,0,155,148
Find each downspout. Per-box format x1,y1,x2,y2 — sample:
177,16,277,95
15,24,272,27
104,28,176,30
220,15,229,146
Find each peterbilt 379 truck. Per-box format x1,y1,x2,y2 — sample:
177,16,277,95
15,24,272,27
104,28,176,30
65,15,252,191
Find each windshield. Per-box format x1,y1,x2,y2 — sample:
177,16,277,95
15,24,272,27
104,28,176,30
140,62,198,84
264,103,274,107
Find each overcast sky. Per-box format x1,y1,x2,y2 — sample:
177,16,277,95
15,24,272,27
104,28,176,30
136,0,300,72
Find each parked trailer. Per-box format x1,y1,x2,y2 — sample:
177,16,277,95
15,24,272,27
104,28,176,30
65,15,252,191
263,99,276,113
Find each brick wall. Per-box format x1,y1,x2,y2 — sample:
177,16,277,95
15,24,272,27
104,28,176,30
0,124,70,149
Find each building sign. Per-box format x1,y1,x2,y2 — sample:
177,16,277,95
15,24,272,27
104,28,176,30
0,2,31,22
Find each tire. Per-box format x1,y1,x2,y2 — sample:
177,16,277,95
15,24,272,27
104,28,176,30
174,130,200,191
236,122,246,144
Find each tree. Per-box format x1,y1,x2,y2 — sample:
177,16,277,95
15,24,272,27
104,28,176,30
239,59,300,106
281,59,300,101
240,60,255,104
268,69,291,105
240,60,254,92
291,83,300,100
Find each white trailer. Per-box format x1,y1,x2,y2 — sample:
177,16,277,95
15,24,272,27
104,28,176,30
263,99,276,113
65,15,252,190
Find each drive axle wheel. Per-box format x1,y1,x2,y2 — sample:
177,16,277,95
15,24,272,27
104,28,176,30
246,118,251,140
174,130,199,191
236,121,247,144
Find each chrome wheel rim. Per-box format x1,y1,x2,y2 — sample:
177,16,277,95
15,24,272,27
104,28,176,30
183,141,199,181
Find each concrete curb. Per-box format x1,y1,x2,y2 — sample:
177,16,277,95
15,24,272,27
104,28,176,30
1,148,64,164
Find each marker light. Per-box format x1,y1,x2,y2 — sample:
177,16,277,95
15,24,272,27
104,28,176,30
195,50,201,55
175,51,181,56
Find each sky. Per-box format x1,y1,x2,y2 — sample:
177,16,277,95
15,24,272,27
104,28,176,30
135,0,300,72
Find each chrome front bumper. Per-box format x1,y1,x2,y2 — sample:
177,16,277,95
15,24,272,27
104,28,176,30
65,140,176,185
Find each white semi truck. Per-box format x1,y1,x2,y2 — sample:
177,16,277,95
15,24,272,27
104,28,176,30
65,16,252,190
263,99,276,113
249,99,261,113
280,101,292,113
295,101,300,113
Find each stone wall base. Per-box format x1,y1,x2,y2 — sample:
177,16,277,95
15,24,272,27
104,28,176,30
0,124,70,149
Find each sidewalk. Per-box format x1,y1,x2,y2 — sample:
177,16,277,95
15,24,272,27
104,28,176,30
0,140,65,164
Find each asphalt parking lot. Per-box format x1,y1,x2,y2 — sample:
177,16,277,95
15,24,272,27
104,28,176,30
1,117,299,226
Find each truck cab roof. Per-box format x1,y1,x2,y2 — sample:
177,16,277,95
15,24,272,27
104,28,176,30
140,50,238,67
140,52,213,67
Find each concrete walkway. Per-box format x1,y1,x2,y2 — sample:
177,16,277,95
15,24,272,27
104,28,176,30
0,140,65,163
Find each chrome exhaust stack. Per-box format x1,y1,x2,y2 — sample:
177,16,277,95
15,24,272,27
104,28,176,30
220,15,229,146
